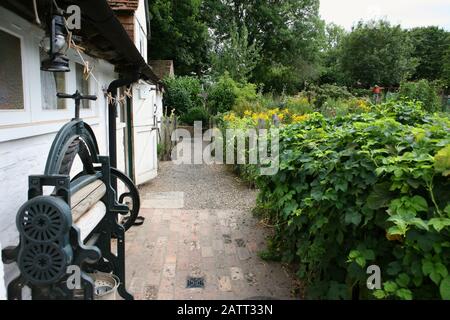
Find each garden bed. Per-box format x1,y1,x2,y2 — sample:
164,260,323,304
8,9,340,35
220,100,450,300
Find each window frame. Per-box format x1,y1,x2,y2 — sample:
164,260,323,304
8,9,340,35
33,50,73,122
68,51,98,119
0,10,32,126
0,7,100,137
38,48,68,111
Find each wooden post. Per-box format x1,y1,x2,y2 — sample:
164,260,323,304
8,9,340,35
258,118,266,130
272,114,280,127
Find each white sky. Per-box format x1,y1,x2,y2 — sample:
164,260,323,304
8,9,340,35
320,0,450,31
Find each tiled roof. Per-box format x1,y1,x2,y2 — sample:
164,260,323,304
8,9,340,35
108,0,139,11
107,0,139,40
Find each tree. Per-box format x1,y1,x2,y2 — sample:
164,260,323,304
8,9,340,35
320,23,347,85
210,23,260,83
204,0,324,94
323,23,346,52
339,20,417,88
148,0,210,75
441,34,450,90
409,27,449,82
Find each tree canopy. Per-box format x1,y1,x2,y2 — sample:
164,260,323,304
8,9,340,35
148,0,210,75
409,27,449,82
148,1,450,93
339,20,417,88
210,24,261,83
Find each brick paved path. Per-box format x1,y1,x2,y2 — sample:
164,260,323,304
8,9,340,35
125,139,294,300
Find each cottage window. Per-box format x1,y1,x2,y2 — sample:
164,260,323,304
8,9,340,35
0,7,99,140
0,28,24,110
40,50,66,110
75,63,91,109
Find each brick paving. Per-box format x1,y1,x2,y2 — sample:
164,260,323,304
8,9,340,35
126,208,294,300
124,139,294,300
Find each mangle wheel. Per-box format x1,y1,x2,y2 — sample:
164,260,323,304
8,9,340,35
18,243,70,285
16,196,72,244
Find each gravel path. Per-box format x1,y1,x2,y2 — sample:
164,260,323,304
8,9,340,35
139,138,258,210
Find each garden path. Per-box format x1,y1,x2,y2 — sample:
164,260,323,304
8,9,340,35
125,137,295,300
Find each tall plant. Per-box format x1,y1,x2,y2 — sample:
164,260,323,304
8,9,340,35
210,23,261,83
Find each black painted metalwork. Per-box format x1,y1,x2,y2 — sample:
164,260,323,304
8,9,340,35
1,92,140,300
57,90,97,120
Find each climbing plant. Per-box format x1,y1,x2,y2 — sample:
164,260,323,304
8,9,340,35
255,101,450,299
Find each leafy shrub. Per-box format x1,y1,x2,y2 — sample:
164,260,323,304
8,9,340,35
179,106,210,126
320,98,351,117
284,95,314,115
163,76,202,115
207,73,259,115
233,82,259,113
255,102,450,299
350,88,372,98
398,79,442,112
376,100,427,125
320,97,372,118
218,108,315,189
309,84,354,108
207,74,237,115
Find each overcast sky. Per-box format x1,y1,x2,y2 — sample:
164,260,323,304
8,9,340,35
319,0,450,31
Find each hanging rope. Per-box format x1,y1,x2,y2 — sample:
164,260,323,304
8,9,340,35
46,0,134,106
32,0,41,25
59,17,133,106
52,0,62,11
124,87,133,98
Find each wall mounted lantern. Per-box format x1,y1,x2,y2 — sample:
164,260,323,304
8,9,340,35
41,14,70,72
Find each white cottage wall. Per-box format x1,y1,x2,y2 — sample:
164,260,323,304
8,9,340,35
134,0,148,63
0,8,121,289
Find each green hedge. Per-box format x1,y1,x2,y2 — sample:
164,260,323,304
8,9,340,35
180,106,210,126
207,73,259,115
256,101,450,299
162,76,203,115
398,79,443,113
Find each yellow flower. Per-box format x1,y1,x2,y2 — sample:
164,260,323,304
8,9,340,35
257,112,269,121
244,110,253,117
277,114,285,121
293,114,310,122
356,99,370,112
223,112,237,122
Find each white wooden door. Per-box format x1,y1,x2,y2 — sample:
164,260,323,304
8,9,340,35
131,82,158,185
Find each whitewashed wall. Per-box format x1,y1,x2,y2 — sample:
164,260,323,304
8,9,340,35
0,4,164,298
134,0,148,63
0,9,119,289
